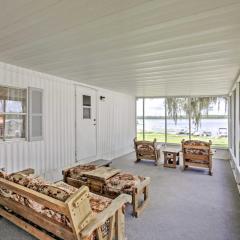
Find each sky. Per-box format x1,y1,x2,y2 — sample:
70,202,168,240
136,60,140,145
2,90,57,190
137,97,228,117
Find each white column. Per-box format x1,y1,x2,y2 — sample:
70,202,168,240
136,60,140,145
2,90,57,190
235,83,239,168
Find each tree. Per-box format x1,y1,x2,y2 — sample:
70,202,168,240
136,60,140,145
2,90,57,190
166,96,228,131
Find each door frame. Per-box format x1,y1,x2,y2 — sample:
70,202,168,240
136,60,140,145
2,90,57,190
74,84,98,162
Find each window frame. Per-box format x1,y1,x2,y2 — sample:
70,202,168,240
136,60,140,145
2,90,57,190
233,89,236,156
0,85,27,141
136,95,229,149
136,98,144,140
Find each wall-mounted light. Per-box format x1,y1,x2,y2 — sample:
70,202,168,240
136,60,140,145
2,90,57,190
100,96,106,101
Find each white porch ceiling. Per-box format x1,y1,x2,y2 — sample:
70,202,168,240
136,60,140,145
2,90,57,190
0,0,240,96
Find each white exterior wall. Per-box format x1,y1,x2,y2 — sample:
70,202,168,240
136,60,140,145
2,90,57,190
229,74,240,192
97,89,135,160
0,62,135,179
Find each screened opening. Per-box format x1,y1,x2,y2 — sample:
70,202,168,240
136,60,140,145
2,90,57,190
136,96,228,148
136,98,144,140
166,97,189,144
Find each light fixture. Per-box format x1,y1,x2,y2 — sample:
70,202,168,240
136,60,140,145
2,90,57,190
100,96,106,101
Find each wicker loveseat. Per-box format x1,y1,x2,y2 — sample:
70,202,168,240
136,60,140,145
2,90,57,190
63,165,150,217
181,139,213,175
0,169,130,240
134,137,160,166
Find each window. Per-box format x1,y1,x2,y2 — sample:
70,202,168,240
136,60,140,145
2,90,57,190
136,96,228,148
144,98,165,142
0,87,27,140
190,97,228,148
166,97,189,144
233,90,236,156
239,84,240,164
136,98,144,140
229,95,232,149
83,95,91,119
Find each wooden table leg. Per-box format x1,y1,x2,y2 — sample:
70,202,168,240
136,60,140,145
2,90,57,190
132,191,138,217
132,185,150,218
173,153,176,168
115,209,125,240
163,152,167,167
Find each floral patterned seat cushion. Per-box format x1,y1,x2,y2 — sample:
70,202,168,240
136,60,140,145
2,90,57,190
38,184,70,202
0,170,8,179
0,170,10,197
7,173,46,187
137,144,155,156
54,181,112,213
185,148,209,156
105,172,145,196
184,140,209,147
184,140,210,156
68,165,97,181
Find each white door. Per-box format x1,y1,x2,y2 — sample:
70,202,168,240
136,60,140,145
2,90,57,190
76,86,97,161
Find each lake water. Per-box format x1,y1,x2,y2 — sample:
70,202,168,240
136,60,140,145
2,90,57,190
137,118,228,136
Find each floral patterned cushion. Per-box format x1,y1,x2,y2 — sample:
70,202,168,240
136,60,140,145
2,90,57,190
39,185,70,201
185,149,208,155
184,140,209,146
105,172,144,196
89,192,112,214
68,165,97,181
0,170,8,179
53,181,78,194
183,140,210,156
0,173,47,200
137,144,155,155
54,181,112,214
7,173,38,187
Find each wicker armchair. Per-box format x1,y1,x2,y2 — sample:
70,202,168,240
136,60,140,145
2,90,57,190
181,139,213,175
134,137,160,166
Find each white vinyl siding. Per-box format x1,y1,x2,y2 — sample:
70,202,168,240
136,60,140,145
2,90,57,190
0,62,135,179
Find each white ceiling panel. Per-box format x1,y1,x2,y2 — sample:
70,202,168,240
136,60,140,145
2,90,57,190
0,0,239,96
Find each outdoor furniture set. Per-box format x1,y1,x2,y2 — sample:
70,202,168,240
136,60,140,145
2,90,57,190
134,138,213,174
0,138,213,240
0,159,151,240
0,167,130,240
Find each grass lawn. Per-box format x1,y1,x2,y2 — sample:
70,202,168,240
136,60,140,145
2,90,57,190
137,132,228,148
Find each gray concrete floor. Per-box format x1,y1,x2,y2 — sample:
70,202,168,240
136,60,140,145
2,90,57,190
1,151,240,240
